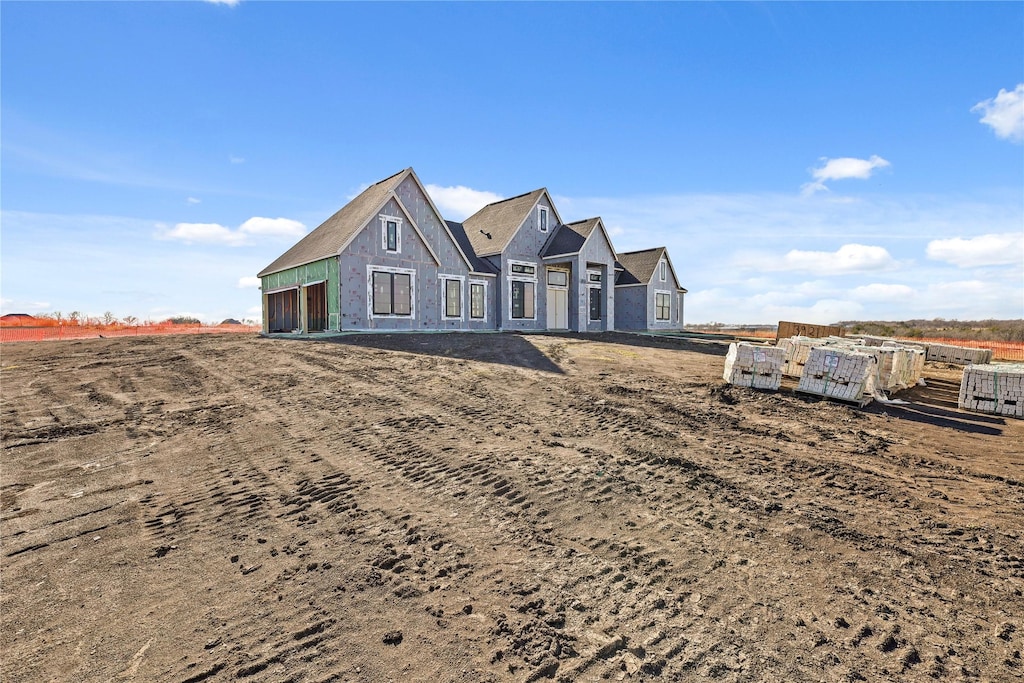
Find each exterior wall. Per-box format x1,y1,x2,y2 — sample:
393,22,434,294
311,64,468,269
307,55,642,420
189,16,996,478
497,196,555,331
646,257,684,332
577,230,617,333
614,286,648,330
260,258,340,333
337,195,494,331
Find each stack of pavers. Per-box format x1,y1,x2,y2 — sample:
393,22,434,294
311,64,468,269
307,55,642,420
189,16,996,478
723,342,786,390
841,337,926,391
958,364,1024,419
777,336,820,378
857,335,992,365
925,342,992,365
796,346,879,406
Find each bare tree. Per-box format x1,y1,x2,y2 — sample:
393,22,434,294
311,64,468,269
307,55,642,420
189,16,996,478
103,311,116,325
123,315,138,326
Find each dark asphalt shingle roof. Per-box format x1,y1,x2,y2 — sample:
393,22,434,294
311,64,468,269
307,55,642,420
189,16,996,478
615,247,666,285
258,168,409,277
541,217,601,257
446,221,500,274
462,189,546,258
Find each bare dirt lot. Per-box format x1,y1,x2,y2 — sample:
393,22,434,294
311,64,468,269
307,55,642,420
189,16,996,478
2,332,1022,683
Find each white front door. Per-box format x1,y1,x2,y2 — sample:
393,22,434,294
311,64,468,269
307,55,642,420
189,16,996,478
546,288,568,329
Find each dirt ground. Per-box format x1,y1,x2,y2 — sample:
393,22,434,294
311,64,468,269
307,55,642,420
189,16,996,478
2,332,1022,683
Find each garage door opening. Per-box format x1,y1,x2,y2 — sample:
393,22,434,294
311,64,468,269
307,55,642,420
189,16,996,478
306,282,327,332
267,289,299,333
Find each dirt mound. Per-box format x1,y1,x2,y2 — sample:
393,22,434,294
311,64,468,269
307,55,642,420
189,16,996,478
2,332,1021,682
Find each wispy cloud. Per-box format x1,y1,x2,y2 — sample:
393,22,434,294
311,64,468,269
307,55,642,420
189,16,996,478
425,184,504,221
187,196,202,205
926,232,1024,268
736,244,898,276
237,217,306,238
156,216,306,246
206,0,240,5
801,155,891,195
238,276,261,288
972,84,1024,143
229,155,246,164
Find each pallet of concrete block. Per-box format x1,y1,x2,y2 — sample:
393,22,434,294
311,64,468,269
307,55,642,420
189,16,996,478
958,363,1024,419
881,341,926,386
796,347,879,407
862,343,924,391
723,342,786,390
926,342,993,365
776,336,820,378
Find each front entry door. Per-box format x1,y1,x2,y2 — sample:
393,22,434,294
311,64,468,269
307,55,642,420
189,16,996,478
546,287,568,329
546,268,570,330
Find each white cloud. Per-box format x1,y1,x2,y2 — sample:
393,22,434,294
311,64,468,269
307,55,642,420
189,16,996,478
850,283,916,301
0,297,52,315
156,217,306,247
425,184,504,221
736,244,897,276
239,217,307,238
423,184,503,222
160,222,248,246
972,84,1024,143
207,0,240,4
926,232,1024,268
187,197,201,205
238,276,261,288
229,155,246,164
802,155,891,195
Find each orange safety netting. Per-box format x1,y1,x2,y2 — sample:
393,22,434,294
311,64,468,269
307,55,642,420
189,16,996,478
0,323,261,343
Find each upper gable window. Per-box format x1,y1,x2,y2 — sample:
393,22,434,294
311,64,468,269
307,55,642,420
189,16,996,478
380,215,402,253
659,261,667,282
511,263,535,275
538,206,549,233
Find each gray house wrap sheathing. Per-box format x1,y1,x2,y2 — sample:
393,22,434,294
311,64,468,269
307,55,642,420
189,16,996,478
614,247,688,331
257,167,686,334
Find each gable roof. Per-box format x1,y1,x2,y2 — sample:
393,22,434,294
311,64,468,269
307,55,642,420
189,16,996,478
258,167,474,278
445,221,500,274
258,168,409,277
541,218,598,257
616,247,674,286
462,188,561,258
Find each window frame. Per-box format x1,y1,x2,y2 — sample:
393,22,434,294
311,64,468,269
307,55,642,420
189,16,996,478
508,260,538,321
659,260,667,282
655,290,671,321
367,265,416,319
440,274,465,321
380,214,402,253
547,269,568,287
538,206,549,233
469,280,487,321
589,286,602,321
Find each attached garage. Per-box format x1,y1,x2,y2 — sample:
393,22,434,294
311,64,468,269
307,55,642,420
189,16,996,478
266,288,299,333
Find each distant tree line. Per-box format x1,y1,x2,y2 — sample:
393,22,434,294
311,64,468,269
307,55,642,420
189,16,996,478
837,319,1024,343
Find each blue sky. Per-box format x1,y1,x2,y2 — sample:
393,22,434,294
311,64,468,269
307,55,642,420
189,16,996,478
2,1,1022,325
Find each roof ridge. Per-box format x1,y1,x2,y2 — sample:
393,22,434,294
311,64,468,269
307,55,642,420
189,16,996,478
480,187,543,208
617,246,664,256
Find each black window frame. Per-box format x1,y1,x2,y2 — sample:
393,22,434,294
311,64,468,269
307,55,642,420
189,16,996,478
470,283,485,320
372,270,412,317
511,280,535,319
655,292,671,321
385,220,399,252
589,287,602,321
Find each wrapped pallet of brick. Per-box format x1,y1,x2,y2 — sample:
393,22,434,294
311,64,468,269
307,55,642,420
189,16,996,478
777,336,820,378
927,343,993,365
723,342,786,390
796,347,879,407
958,364,1024,419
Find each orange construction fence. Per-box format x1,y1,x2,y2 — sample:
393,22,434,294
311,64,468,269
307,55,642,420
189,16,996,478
0,323,261,343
